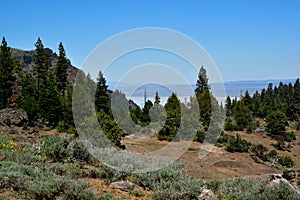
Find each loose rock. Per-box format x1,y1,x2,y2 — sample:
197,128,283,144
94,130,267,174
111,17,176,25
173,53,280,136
198,189,217,200
109,181,138,192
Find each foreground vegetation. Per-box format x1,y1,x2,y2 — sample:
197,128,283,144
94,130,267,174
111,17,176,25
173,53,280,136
0,133,299,199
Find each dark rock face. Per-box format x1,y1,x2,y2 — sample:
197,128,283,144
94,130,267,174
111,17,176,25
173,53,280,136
283,169,297,181
0,108,28,132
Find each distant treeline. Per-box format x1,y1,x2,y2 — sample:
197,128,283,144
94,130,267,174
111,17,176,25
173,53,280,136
1,37,299,149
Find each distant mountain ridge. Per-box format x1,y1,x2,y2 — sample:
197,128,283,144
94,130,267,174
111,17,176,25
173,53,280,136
11,48,78,83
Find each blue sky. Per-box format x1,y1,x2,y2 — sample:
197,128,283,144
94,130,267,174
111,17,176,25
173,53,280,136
1,0,300,82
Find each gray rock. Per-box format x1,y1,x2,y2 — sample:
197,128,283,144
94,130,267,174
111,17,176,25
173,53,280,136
198,189,217,200
109,181,138,192
0,108,28,128
268,173,300,195
270,174,282,180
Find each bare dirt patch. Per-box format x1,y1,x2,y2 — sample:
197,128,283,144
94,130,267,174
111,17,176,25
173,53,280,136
122,133,286,179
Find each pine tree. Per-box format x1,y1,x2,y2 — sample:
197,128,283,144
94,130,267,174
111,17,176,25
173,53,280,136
95,71,111,114
195,66,211,130
34,38,51,92
56,42,68,96
0,37,15,109
94,71,124,149
266,111,287,136
17,74,38,123
195,66,209,93
38,72,62,125
141,100,153,124
158,93,181,141
225,96,232,116
243,90,252,110
233,101,253,130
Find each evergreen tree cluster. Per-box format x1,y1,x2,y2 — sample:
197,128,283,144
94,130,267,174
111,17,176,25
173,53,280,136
128,66,220,143
225,79,300,141
0,37,74,131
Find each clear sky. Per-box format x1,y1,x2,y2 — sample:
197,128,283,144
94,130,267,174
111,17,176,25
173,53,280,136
1,0,300,82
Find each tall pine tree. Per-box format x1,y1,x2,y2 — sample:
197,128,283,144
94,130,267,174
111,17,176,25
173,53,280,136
195,66,212,130
56,42,68,96
95,71,111,114
38,72,62,125
34,38,51,92
0,37,15,109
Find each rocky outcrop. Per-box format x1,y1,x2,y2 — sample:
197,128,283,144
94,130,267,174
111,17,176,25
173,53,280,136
283,169,300,188
198,189,217,200
0,108,28,134
109,181,138,192
0,108,28,127
268,173,300,195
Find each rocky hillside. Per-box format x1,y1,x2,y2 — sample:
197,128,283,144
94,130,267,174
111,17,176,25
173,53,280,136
11,48,78,84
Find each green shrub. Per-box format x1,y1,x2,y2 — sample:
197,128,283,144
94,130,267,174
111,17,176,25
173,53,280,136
62,181,97,200
66,139,91,163
278,156,295,168
226,134,250,153
137,163,204,199
283,132,296,142
39,135,68,162
224,118,239,131
0,161,98,199
216,177,299,200
268,149,278,159
251,144,269,161
0,132,16,150
47,163,83,178
206,178,222,192
129,189,145,197
194,130,206,143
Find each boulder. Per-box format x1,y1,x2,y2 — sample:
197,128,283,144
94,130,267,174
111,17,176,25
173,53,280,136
0,108,28,128
198,189,217,200
109,181,138,192
268,173,300,195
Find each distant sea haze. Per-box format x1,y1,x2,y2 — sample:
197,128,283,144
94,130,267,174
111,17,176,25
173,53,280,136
109,78,297,107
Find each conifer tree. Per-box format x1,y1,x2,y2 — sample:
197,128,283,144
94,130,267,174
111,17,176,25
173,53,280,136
95,71,111,114
17,74,38,123
94,70,125,149
56,42,68,96
38,72,62,125
34,38,51,92
158,92,181,141
195,66,211,130
233,100,253,130
0,37,15,109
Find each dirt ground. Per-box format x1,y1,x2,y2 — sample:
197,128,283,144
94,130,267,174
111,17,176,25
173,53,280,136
122,130,300,179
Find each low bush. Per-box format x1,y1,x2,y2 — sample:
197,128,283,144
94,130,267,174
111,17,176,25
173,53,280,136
251,144,269,161
216,177,299,200
226,134,250,153
283,132,296,142
224,118,239,131
137,163,204,199
278,156,295,168
38,135,68,162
